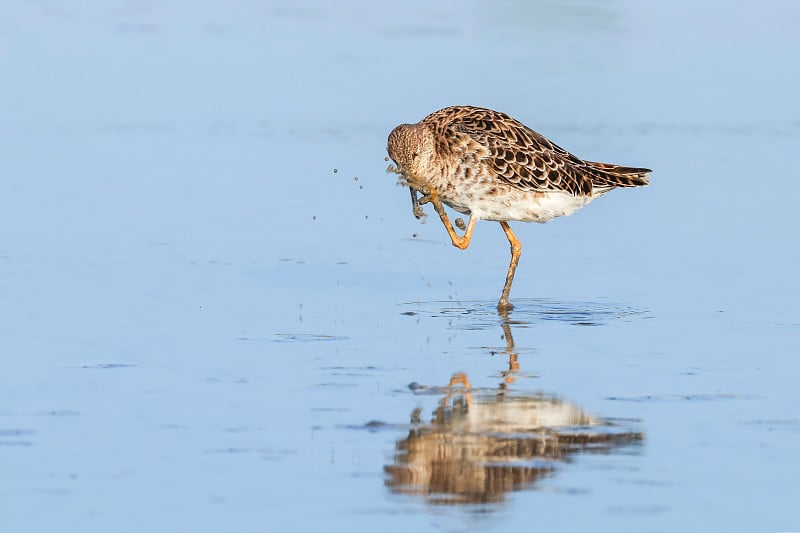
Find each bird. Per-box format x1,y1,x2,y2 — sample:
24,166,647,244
386,105,651,311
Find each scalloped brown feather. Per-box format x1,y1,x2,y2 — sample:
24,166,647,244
420,106,651,197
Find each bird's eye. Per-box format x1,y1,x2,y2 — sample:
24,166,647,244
412,152,419,159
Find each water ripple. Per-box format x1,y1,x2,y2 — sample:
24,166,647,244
401,298,648,329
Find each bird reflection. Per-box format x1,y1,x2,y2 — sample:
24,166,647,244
498,317,520,387
384,310,643,505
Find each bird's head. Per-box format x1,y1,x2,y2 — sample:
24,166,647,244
387,123,436,182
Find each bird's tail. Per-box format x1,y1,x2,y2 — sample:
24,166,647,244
585,161,651,189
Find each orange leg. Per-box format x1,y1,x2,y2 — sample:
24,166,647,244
419,188,520,308
504,353,520,385
498,222,522,310
447,372,472,389
437,372,472,411
500,322,520,385
421,187,476,249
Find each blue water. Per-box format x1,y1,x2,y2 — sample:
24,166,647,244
2,1,799,532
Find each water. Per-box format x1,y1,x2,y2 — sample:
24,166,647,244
2,1,799,531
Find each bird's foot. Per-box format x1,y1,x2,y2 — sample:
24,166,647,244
416,184,433,201
417,184,439,209
497,299,514,313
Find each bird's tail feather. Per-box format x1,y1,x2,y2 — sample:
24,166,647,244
585,161,651,188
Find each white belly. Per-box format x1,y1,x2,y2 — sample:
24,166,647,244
445,189,596,223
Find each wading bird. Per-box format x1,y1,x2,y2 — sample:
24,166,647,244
387,106,651,311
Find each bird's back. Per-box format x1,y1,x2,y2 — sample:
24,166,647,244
421,106,651,197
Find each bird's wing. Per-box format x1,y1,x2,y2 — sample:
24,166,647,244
425,106,648,196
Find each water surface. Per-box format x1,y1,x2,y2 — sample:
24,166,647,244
2,1,799,532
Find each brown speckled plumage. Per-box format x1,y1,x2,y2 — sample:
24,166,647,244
387,105,651,310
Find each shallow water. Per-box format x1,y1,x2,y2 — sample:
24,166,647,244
2,1,800,532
